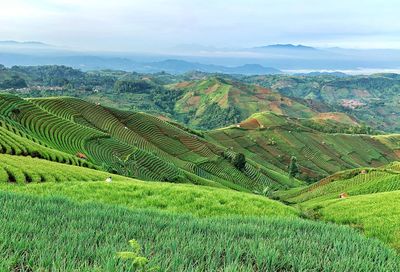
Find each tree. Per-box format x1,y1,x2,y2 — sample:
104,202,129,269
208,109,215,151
288,156,299,178
233,153,246,171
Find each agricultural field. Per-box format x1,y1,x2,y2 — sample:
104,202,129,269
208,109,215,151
3,65,399,133
1,70,400,270
207,112,400,181
1,154,399,270
0,93,301,192
2,192,400,271
275,163,400,251
0,154,296,217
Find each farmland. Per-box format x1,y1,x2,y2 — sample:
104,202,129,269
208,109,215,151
275,163,400,251
207,112,400,181
2,155,400,270
0,154,296,218
2,192,400,271
1,67,400,270
2,65,400,133
0,93,301,192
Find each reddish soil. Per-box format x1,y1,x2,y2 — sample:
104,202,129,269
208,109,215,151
204,84,220,94
239,118,260,129
175,81,191,88
256,87,272,94
269,102,283,114
187,96,201,107
315,113,357,125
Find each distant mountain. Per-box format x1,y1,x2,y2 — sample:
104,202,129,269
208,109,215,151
294,71,350,77
2,41,400,71
0,40,53,48
256,44,317,51
139,60,280,75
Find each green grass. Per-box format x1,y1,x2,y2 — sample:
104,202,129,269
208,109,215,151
277,163,400,204
307,190,400,251
275,163,400,252
1,192,399,272
0,181,296,218
0,154,111,183
0,154,296,218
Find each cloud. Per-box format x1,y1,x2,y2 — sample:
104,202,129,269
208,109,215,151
0,0,399,51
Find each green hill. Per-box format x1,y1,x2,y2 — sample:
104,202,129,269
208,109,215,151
274,162,400,251
0,154,295,218
245,73,400,132
0,94,299,191
207,112,400,181
2,154,399,270
170,77,318,129
3,192,399,271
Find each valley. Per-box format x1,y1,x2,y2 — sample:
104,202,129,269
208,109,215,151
0,65,399,271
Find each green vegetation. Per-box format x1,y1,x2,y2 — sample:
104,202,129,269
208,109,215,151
207,112,400,181
244,73,400,132
1,65,400,270
2,65,400,132
1,192,399,271
318,191,400,251
275,162,400,251
288,156,299,178
0,94,300,191
117,239,158,272
0,154,296,217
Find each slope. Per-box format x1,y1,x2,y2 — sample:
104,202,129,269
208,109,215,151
0,154,295,218
0,94,299,191
275,162,400,251
170,77,318,129
207,112,400,181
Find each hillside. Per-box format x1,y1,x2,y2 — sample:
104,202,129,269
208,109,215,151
2,65,398,133
0,154,295,217
0,93,300,192
2,154,400,270
170,77,318,129
245,73,400,132
275,162,400,250
207,112,400,181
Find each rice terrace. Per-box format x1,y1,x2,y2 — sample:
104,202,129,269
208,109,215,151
1,1,400,271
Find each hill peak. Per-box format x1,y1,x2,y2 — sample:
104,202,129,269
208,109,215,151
256,44,316,50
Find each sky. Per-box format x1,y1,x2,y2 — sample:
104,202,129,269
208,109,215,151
1,0,400,52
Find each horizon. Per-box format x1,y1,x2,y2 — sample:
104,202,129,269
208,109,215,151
1,1,400,52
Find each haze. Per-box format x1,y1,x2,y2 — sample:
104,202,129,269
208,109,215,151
1,0,400,52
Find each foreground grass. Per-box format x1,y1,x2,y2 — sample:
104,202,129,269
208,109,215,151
308,190,400,251
1,192,399,272
0,180,296,218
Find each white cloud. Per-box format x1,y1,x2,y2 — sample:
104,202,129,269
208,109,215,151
0,0,399,51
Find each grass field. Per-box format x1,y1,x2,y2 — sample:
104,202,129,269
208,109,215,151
1,92,400,270
315,191,400,251
0,154,295,217
275,163,400,253
1,192,399,272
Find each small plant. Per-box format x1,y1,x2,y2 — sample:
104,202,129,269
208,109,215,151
117,239,158,272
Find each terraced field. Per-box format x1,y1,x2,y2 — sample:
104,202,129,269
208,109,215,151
207,112,400,180
1,95,400,270
0,94,300,192
0,154,295,217
0,155,398,271
170,77,318,129
275,162,400,251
